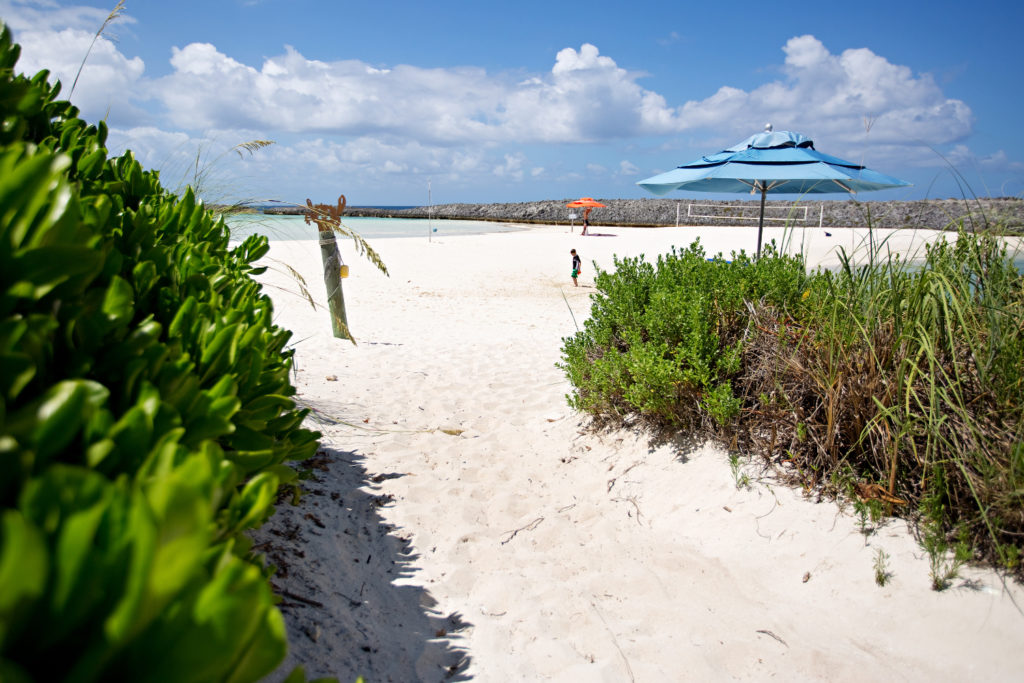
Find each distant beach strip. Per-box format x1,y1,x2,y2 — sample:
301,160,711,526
225,213,528,241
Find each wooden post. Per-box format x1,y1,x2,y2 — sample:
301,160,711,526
305,195,352,341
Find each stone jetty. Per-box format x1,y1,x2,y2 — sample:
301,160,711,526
266,197,1024,232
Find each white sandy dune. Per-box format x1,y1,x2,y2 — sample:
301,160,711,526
252,224,1024,683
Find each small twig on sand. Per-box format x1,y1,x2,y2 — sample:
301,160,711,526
606,460,643,493
500,517,544,545
620,461,642,476
612,496,644,525
754,498,779,540
560,288,580,332
591,601,635,682
334,590,362,608
281,589,324,609
756,629,789,647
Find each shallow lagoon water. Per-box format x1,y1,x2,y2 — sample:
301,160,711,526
226,214,1024,273
225,214,525,241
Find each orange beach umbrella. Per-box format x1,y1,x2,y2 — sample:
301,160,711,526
566,197,606,208
566,197,607,219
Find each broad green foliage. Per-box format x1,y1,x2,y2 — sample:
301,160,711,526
0,24,320,681
559,240,808,428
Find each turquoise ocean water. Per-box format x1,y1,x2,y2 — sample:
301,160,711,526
225,214,525,241
225,215,1024,272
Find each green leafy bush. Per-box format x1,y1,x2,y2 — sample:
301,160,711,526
561,223,1024,578
0,25,319,680
559,240,809,429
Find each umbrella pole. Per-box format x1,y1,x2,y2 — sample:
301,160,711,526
756,186,766,259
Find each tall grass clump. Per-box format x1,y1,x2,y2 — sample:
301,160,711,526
561,230,1024,578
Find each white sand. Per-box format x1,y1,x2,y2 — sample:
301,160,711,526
253,224,1023,682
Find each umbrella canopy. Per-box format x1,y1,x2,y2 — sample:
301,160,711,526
566,197,607,208
636,127,911,257
566,197,607,227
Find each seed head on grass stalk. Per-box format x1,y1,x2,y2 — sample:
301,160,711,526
69,0,126,98
176,138,277,212
258,259,317,312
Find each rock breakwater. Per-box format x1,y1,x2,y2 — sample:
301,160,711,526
267,198,1024,232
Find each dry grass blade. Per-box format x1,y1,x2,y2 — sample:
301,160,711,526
70,0,126,98
184,139,277,203
332,223,389,277
262,259,317,310
234,140,275,158
261,280,318,311
333,316,356,345
278,260,309,289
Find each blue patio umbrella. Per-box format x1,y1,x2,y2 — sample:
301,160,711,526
636,126,911,258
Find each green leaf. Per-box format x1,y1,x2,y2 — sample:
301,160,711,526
6,245,104,301
102,274,134,327
226,424,275,452
223,605,287,683
263,464,298,485
227,471,279,533
199,323,241,382
5,379,109,466
0,351,35,403
131,260,159,300
0,148,71,249
106,458,212,643
168,296,197,339
103,406,153,473
235,394,294,430
76,148,106,180
0,510,49,647
85,438,116,468
52,487,113,612
132,551,282,682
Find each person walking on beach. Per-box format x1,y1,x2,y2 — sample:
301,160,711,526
571,249,582,287
581,216,589,236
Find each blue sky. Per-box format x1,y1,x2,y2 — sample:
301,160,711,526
2,0,1022,206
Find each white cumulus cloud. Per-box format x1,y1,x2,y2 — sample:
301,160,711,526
493,153,526,181
147,41,686,146
678,35,973,159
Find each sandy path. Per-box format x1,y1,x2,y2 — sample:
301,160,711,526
254,224,1023,682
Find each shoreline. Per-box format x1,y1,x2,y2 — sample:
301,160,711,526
253,224,1024,682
